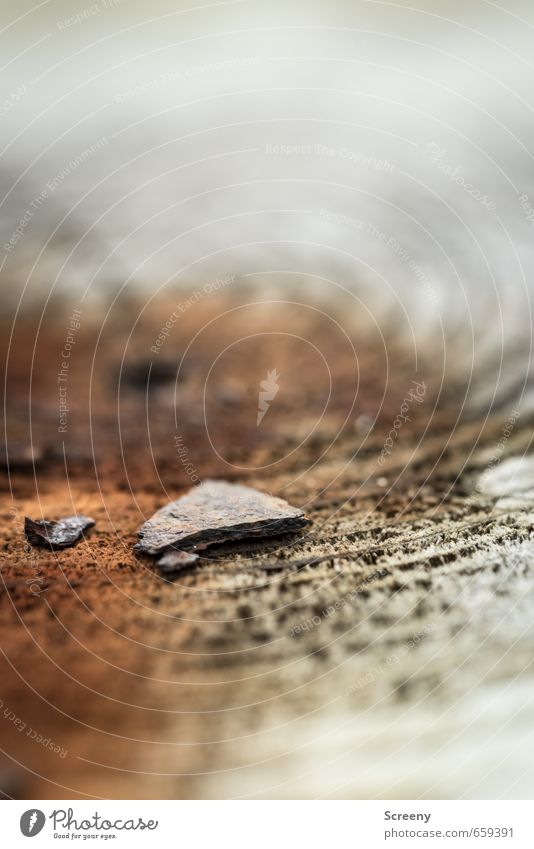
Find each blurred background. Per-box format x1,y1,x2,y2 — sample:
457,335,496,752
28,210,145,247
1,0,533,330
2,0,534,801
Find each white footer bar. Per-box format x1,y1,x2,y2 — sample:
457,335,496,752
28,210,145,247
2,800,532,848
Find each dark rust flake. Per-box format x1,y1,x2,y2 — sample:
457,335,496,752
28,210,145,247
24,515,96,550
135,479,308,556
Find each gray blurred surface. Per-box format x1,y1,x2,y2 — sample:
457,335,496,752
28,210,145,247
1,0,534,330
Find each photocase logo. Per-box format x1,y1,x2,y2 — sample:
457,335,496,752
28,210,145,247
20,809,46,837
257,368,280,425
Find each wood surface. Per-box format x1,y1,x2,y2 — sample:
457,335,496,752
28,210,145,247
1,289,533,799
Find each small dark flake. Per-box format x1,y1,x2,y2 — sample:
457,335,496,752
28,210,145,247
135,479,308,556
24,515,95,550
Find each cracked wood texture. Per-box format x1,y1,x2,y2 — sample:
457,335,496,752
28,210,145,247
1,290,533,800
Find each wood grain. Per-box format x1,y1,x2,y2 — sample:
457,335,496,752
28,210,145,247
1,290,533,799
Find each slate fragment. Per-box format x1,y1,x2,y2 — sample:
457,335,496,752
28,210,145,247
157,550,200,573
24,515,95,550
135,479,308,556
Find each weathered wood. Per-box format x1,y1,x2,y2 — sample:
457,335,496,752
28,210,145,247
1,293,533,800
